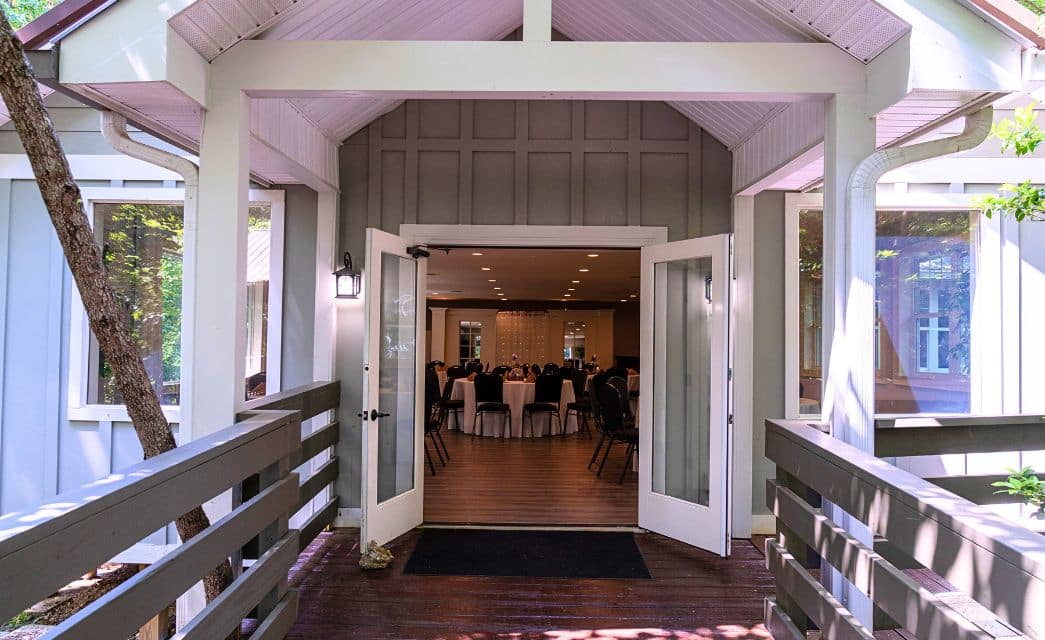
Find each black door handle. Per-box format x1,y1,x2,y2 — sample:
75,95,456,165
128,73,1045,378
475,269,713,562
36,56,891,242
370,409,391,420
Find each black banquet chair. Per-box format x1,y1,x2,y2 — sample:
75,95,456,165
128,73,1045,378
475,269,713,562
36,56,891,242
440,365,467,430
424,366,450,475
473,372,512,438
565,366,593,438
594,376,639,484
522,373,563,438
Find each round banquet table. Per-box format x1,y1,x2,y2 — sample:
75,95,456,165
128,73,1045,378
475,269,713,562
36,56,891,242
450,378,578,437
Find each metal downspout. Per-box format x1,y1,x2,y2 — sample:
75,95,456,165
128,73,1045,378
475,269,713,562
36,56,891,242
100,110,199,441
848,106,993,217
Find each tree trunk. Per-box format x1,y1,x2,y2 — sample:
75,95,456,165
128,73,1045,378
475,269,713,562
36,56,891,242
0,13,235,610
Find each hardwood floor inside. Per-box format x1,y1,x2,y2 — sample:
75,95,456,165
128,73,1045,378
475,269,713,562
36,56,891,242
286,529,776,639
423,429,638,526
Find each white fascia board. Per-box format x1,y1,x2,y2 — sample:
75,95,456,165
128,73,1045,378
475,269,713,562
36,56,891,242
212,41,866,99
875,0,1023,98
0,153,184,180
58,0,207,107
879,155,1045,183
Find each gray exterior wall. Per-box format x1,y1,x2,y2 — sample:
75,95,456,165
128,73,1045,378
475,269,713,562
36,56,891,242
333,98,734,508
751,191,786,517
0,95,319,521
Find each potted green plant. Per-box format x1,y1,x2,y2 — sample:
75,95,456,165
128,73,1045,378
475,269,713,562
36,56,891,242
992,467,1045,518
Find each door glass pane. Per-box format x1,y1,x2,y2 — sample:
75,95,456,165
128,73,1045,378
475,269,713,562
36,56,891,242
652,257,712,506
377,253,417,503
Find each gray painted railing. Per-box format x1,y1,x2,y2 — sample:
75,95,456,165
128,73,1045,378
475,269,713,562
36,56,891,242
764,418,1045,640
0,380,340,639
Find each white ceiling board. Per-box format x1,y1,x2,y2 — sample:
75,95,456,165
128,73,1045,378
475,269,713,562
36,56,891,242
426,247,641,303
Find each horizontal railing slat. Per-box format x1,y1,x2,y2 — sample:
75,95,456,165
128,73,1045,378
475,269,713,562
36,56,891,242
292,421,339,469
767,418,1045,640
767,479,993,640
299,497,339,553
927,474,1027,505
0,412,299,623
764,598,805,640
45,474,298,639
875,416,1045,457
297,457,338,514
252,590,299,640
765,540,875,640
240,381,340,423
173,531,299,640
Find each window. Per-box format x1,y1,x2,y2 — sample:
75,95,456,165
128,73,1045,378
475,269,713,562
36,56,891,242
564,323,586,362
69,189,284,421
459,321,482,364
792,205,977,415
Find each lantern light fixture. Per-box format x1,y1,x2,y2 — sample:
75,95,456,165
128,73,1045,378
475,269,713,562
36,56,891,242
334,251,362,299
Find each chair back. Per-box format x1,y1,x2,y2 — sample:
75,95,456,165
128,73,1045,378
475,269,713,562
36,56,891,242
530,363,542,378
534,373,561,404
595,378,628,432
589,373,608,430
474,372,504,403
541,362,560,375
447,365,467,380
424,367,445,428
569,367,587,399
607,375,632,419
492,365,511,376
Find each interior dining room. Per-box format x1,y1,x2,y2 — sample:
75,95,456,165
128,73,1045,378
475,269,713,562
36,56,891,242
422,247,642,526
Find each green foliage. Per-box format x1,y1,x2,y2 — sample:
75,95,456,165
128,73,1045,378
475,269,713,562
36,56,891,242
3,611,35,630
975,104,1045,221
1017,0,1045,16
0,0,60,29
992,466,1045,509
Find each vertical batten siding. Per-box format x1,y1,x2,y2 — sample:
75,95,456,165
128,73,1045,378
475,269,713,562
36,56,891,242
333,98,733,510
733,102,824,193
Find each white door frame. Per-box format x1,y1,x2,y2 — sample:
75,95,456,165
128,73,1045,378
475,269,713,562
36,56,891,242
398,223,753,539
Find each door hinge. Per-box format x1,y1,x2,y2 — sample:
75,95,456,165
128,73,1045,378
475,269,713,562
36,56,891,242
727,367,733,381
727,414,734,425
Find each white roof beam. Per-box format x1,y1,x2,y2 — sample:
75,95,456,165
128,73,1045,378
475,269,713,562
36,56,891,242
523,0,552,42
211,40,866,99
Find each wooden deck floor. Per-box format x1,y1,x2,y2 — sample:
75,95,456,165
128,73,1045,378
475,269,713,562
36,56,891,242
423,430,638,526
286,529,776,639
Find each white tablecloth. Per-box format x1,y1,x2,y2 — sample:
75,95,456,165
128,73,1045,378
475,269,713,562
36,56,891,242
450,378,577,437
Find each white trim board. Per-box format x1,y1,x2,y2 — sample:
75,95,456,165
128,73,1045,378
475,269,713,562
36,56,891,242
0,154,189,181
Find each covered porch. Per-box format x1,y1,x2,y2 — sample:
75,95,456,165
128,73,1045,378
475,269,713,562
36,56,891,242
1,0,1044,637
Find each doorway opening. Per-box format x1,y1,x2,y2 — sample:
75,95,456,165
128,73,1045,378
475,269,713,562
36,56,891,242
423,246,642,526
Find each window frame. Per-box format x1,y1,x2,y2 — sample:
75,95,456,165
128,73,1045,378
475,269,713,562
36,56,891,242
784,191,999,419
68,187,285,422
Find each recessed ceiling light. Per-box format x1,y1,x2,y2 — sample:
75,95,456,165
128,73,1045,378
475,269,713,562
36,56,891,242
620,299,627,302
481,267,491,271
497,292,504,296
567,288,575,291
629,294,637,298
488,279,497,282
578,268,589,273
572,280,581,284
564,294,571,297
472,252,484,256
493,287,502,290
587,253,599,258
431,292,439,295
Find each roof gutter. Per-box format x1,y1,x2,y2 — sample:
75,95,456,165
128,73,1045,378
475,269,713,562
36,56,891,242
100,110,198,190
848,106,993,215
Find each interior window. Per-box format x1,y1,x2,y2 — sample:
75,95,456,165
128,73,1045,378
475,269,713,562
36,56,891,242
245,204,273,399
459,321,482,364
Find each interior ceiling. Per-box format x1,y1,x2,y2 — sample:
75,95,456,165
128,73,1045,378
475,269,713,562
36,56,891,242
168,0,910,149
426,248,640,303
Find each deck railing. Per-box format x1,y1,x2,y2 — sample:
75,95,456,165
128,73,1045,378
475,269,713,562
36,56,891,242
0,380,340,639
764,417,1045,640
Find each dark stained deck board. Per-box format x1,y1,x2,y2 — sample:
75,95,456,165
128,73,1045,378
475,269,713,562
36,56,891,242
423,430,638,526
286,529,776,639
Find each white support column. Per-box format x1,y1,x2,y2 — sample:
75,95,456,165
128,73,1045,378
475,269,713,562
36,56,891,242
176,88,250,629
313,190,339,383
184,88,251,440
429,307,447,364
731,194,754,539
821,91,876,626
523,0,552,41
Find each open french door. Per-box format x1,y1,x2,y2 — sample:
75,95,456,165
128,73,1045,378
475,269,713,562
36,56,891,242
638,234,731,556
360,228,426,547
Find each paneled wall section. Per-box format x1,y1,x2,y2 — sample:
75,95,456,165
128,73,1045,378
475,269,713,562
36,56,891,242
339,100,733,250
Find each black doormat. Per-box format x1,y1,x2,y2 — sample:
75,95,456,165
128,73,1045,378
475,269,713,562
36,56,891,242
402,528,652,579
